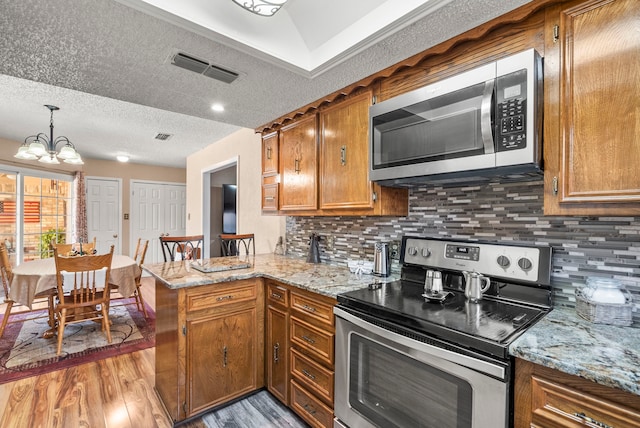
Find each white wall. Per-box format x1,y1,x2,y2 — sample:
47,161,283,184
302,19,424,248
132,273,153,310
186,128,286,254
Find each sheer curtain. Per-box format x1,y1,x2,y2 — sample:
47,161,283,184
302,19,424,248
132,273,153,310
73,171,88,243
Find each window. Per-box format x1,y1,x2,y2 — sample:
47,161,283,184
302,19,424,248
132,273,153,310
0,169,74,265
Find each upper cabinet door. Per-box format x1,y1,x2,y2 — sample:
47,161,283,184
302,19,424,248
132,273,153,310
544,0,640,215
279,115,318,211
262,131,279,176
319,91,374,210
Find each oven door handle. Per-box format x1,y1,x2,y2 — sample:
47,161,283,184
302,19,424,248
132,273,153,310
334,306,506,380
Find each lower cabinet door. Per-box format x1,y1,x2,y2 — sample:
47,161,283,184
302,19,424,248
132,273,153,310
267,305,289,404
187,307,257,415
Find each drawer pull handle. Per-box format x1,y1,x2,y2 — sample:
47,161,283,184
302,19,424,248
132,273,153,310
273,343,279,363
574,413,612,428
302,369,316,380
223,345,228,367
301,335,316,344
216,295,233,301
303,403,316,415
265,196,275,202
302,304,316,313
271,292,282,300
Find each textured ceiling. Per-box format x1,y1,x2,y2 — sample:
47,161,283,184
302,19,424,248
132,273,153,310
0,0,531,168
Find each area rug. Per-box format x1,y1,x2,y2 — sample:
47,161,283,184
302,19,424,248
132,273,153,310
0,298,155,384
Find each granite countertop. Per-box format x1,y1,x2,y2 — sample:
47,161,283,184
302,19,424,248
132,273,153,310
510,307,640,396
142,253,397,298
144,253,639,397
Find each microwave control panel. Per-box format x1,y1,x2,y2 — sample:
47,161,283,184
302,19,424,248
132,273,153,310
496,68,527,151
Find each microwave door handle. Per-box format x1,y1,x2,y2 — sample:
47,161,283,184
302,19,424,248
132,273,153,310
480,79,495,154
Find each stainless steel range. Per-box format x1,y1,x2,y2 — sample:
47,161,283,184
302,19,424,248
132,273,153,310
333,236,552,428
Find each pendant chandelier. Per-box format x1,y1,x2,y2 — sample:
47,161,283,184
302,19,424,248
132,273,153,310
14,105,83,165
232,0,288,17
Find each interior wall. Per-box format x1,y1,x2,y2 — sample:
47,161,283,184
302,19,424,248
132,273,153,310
186,128,286,254
0,137,186,256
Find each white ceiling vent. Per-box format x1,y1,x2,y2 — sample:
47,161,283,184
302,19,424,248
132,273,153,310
171,52,239,84
155,133,173,141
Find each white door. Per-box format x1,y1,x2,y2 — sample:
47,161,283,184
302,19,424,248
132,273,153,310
131,181,186,264
86,178,121,254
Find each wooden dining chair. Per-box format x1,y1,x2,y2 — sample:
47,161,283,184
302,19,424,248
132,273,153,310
160,235,204,261
219,233,255,256
0,242,56,339
53,245,114,355
132,238,149,317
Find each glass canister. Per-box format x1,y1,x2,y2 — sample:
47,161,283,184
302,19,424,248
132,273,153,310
583,278,627,304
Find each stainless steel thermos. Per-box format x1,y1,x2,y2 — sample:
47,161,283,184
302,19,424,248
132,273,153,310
373,242,390,277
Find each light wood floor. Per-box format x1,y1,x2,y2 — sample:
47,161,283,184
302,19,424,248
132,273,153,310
0,276,208,428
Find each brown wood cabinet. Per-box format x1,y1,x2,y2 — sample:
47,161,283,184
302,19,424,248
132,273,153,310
515,358,640,428
155,278,264,423
543,0,640,215
262,91,408,216
261,131,279,212
264,280,337,428
319,90,406,214
278,115,318,211
266,281,289,405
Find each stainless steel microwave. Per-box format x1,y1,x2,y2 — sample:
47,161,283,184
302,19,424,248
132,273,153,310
369,49,542,185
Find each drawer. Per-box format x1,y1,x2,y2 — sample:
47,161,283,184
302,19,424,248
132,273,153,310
290,348,333,405
290,316,334,367
290,380,334,428
267,282,288,307
262,184,278,211
186,282,256,312
531,375,640,428
290,291,334,327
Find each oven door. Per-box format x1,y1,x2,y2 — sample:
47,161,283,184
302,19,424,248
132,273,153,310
334,307,509,428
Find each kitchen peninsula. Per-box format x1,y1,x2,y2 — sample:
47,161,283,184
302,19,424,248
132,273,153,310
145,254,640,427
144,253,396,425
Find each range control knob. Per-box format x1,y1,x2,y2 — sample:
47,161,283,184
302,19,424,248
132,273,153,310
421,248,431,258
408,247,418,256
496,255,510,268
518,257,533,271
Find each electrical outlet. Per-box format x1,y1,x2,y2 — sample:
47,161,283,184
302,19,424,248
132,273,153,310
325,235,335,251
390,240,400,260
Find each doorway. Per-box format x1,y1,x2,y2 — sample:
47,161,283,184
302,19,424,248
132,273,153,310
202,158,238,258
86,177,122,254
130,180,186,264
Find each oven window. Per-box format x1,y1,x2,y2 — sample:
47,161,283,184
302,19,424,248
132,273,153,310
349,334,472,428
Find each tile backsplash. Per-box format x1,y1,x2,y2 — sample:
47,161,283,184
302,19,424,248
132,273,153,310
285,178,640,324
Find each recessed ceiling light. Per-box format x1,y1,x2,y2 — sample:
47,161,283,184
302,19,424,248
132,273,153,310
116,155,129,163
211,103,225,112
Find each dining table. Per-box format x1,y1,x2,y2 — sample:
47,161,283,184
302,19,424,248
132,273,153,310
2,255,141,338
8,254,141,309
